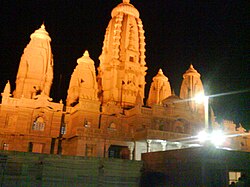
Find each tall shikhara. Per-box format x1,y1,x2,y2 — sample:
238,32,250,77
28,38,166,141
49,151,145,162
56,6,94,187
98,0,147,107
13,24,53,99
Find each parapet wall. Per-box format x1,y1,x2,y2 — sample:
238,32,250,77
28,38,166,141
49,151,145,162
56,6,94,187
0,151,142,187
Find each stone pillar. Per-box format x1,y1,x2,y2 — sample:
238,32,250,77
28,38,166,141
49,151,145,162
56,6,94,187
161,141,167,151
147,140,152,152
53,139,59,154
128,142,134,160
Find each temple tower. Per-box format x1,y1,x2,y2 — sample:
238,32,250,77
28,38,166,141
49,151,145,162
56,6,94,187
66,51,98,106
147,69,171,106
180,64,204,111
98,0,147,107
13,24,53,99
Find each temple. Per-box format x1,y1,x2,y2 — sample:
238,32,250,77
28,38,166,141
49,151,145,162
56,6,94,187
0,0,249,160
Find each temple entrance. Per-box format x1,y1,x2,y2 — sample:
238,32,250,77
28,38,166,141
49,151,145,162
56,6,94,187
108,145,129,159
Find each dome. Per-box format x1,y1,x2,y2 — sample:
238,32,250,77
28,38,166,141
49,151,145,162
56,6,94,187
162,95,182,105
162,94,185,109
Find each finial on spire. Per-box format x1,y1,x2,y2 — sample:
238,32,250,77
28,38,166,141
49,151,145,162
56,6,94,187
41,23,45,29
190,64,194,69
123,0,130,3
83,50,89,57
158,69,163,74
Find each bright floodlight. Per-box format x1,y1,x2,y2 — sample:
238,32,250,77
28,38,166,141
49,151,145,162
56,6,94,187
197,130,226,146
197,130,209,142
210,130,226,146
194,93,205,104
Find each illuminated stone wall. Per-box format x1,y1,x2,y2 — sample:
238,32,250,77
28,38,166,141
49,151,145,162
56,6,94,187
0,93,63,154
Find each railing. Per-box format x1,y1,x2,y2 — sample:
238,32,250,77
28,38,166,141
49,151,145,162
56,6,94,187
134,129,189,141
67,127,133,141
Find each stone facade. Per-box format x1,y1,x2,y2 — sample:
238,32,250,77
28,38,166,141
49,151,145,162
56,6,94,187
0,0,249,160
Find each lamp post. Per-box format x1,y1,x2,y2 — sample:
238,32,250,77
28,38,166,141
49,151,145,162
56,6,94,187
194,93,209,130
195,93,226,146
204,95,209,130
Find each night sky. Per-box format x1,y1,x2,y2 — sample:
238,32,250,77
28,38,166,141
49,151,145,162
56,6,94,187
0,0,249,129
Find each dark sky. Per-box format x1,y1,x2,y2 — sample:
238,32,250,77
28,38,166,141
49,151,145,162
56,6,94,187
0,0,249,129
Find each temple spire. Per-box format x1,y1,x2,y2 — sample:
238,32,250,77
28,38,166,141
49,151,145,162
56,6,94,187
98,0,146,107
13,24,53,99
180,64,204,112
67,51,98,106
147,69,171,106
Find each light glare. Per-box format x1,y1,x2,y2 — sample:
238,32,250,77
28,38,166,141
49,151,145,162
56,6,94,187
197,130,226,146
194,93,205,104
210,130,226,146
197,130,209,142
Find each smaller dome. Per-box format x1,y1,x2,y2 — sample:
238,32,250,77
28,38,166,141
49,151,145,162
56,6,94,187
162,90,183,106
162,95,182,105
111,0,139,18
30,24,51,41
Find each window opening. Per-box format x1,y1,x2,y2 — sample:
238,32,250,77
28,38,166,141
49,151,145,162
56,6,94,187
129,56,134,62
32,116,45,131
